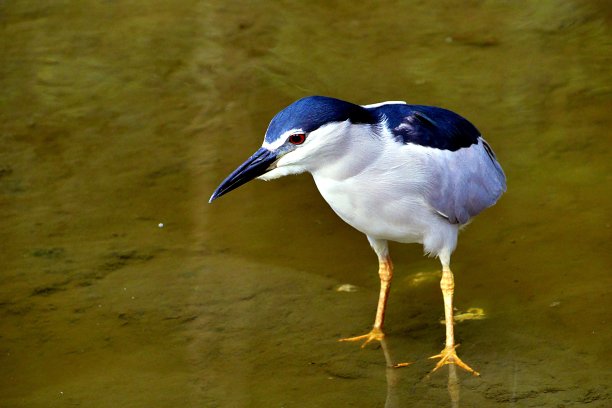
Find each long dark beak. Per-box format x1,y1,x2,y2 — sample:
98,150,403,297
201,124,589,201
209,147,277,203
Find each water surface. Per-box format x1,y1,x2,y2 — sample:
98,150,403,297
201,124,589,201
1,1,610,406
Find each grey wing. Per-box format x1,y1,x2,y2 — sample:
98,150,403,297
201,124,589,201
426,138,506,224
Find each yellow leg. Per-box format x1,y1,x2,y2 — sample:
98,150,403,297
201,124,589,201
430,266,480,376
339,256,392,347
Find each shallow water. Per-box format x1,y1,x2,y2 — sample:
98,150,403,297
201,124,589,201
1,1,611,407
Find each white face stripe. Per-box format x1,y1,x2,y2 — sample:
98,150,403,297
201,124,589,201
262,128,303,150
361,101,407,109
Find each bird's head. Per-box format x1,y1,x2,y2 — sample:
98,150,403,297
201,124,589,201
209,96,376,202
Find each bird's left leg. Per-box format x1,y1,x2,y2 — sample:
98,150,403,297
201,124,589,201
339,238,392,347
430,262,480,376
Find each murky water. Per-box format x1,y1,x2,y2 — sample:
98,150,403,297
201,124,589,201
1,1,610,407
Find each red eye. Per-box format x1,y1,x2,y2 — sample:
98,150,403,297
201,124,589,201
288,133,306,145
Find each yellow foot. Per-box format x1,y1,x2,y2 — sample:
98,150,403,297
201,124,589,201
338,327,384,348
429,345,480,376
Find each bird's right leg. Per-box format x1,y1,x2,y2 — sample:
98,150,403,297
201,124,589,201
339,238,392,347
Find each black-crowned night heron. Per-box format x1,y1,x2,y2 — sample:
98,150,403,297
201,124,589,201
209,96,506,376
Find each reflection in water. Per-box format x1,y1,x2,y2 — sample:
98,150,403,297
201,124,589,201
380,339,403,408
447,365,460,408
380,338,462,408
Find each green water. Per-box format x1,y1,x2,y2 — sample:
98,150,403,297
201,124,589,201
1,1,610,406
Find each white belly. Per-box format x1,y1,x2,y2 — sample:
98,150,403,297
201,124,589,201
312,171,432,244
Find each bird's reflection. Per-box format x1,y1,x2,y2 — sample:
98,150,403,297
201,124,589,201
379,338,461,408
380,338,402,408
447,364,460,408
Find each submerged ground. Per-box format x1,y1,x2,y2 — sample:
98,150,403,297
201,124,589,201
1,1,610,407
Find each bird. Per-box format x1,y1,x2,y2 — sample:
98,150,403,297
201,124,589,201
209,95,506,376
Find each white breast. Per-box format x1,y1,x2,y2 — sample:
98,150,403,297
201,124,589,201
310,131,441,244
